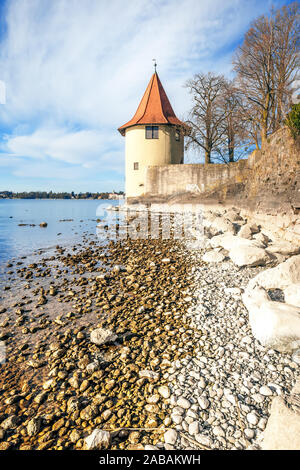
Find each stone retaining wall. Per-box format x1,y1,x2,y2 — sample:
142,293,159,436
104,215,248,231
145,160,248,196
128,128,300,244
143,127,300,213
246,127,300,209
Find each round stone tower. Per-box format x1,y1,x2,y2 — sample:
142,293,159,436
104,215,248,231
118,71,188,199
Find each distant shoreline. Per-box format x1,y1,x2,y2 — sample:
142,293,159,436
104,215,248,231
0,197,124,200
0,190,124,200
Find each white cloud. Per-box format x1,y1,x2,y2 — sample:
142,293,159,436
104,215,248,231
5,127,119,164
1,126,124,176
0,0,284,188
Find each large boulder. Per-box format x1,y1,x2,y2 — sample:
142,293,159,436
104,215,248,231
224,209,244,223
237,224,253,239
266,241,300,256
210,233,234,249
237,223,260,239
261,380,300,450
211,216,236,235
248,254,300,290
202,250,225,263
253,232,270,246
210,233,270,266
204,215,236,235
210,234,264,251
242,285,300,353
229,245,270,267
284,284,300,308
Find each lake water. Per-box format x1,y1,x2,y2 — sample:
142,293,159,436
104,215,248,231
0,199,122,266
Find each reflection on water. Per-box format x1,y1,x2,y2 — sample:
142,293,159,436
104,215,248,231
0,199,122,266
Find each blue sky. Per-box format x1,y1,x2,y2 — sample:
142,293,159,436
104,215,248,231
0,0,293,193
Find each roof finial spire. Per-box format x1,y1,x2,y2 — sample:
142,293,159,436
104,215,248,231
152,58,157,72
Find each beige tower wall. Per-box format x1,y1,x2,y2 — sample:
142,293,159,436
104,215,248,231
125,124,184,198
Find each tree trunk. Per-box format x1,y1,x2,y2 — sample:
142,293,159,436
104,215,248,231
228,128,234,162
204,135,212,164
260,124,267,144
205,149,211,164
228,145,234,162
261,91,270,144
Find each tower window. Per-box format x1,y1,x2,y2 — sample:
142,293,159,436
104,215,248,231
145,126,159,139
175,129,180,141
134,162,139,170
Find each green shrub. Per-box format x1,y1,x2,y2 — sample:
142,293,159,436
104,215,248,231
286,103,300,138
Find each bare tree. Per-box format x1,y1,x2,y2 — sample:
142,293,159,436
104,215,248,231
235,91,262,150
185,73,227,164
233,15,276,145
214,80,248,163
185,74,247,163
273,3,300,127
233,2,299,146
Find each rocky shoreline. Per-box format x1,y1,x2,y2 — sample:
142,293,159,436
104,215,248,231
166,247,298,450
0,224,199,450
0,206,299,450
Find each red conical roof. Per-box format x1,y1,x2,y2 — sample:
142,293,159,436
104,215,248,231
118,72,186,135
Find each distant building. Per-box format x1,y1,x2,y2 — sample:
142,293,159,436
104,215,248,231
108,192,124,200
118,71,189,199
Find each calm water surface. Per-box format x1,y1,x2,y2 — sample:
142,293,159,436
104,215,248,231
0,199,122,266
